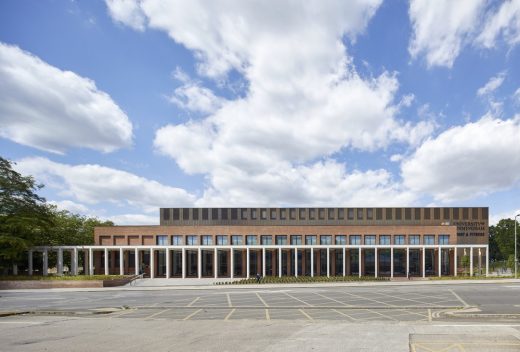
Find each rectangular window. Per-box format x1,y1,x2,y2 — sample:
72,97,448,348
212,208,219,220
347,208,354,220
409,235,420,245
395,208,402,220
291,235,302,245
434,208,440,220
349,235,361,245
216,235,228,245
367,208,373,220
481,207,488,219
320,235,332,245
328,208,335,220
463,208,468,220
453,208,459,220
379,235,390,245
162,209,170,221
202,208,209,220
275,235,287,245
183,208,189,220
156,235,168,245
364,235,376,245
376,208,383,220
424,235,435,245
305,235,317,245
290,208,296,220
338,208,344,219
471,207,478,219
231,235,243,245
386,208,393,220
414,208,421,220
443,208,450,220
221,208,228,220
394,235,405,245
201,235,213,245
335,235,346,245
260,209,267,220
261,235,272,245
173,208,180,220
193,208,199,220
251,209,257,220
231,208,238,220
186,235,198,245
299,208,306,220
309,208,315,220
357,208,364,220
405,208,411,220
438,235,450,245
172,235,183,245
280,209,286,220
424,208,431,220
246,235,257,245
241,208,248,219
318,208,325,220
270,209,277,220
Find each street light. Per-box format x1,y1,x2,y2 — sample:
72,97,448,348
514,214,520,278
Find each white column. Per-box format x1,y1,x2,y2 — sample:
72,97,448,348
485,246,489,277
150,248,155,279
342,247,346,277
422,247,425,278
104,248,109,275
214,248,218,278
310,248,314,277
182,248,186,279
374,247,378,278
135,248,139,276
478,248,482,275
470,247,474,277
88,248,94,275
230,248,234,279
390,247,394,278
262,248,266,277
454,247,457,277
358,247,361,278
246,248,250,278
166,248,170,279
326,247,330,277
406,247,409,278
119,248,124,275
72,248,78,275
278,248,282,277
28,250,33,276
294,248,298,277
438,247,442,277
197,247,202,279
57,248,63,275
12,264,18,276
43,249,48,276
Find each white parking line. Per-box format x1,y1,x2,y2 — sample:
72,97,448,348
299,309,314,321
224,309,236,321
284,292,313,306
187,297,200,307
183,309,202,321
145,309,170,320
449,289,470,308
256,292,269,307
226,293,232,307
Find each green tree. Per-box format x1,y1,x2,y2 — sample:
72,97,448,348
461,255,470,275
0,157,53,271
489,219,517,261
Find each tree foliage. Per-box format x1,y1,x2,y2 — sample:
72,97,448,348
489,218,518,261
0,156,113,270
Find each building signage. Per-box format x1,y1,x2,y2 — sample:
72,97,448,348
454,221,486,237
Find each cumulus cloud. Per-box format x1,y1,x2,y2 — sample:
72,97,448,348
408,0,485,68
476,0,520,49
490,208,520,226
0,43,133,154
102,0,439,206
477,72,506,97
107,213,159,225
49,200,90,214
106,0,146,31
15,157,196,213
402,115,520,202
409,0,520,68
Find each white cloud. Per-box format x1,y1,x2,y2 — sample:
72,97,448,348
15,157,196,213
169,74,225,114
402,115,520,202
513,87,520,104
105,0,435,206
49,200,90,214
490,208,520,226
0,43,133,154
107,213,159,225
408,0,485,68
476,0,520,49
477,72,506,97
106,0,146,31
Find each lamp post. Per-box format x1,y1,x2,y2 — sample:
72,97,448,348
515,214,519,279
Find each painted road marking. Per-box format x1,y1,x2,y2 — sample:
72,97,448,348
226,293,232,307
265,309,270,320
256,292,269,307
183,309,202,321
224,309,236,321
299,309,314,321
145,309,170,320
428,309,432,322
449,289,470,308
331,309,356,321
187,297,200,307
314,292,349,306
284,292,312,306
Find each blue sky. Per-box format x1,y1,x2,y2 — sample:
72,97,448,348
0,0,519,225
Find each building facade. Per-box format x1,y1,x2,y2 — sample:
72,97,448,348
29,207,489,278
